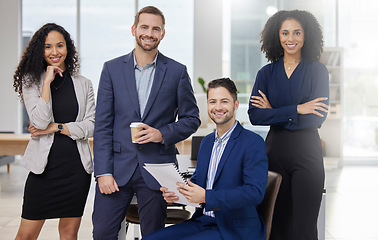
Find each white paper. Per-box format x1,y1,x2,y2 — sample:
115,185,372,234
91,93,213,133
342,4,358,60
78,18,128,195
143,163,200,207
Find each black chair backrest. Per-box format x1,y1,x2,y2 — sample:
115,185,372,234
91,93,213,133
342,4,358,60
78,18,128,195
191,136,204,160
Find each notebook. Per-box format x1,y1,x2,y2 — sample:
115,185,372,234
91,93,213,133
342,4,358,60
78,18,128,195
143,163,200,207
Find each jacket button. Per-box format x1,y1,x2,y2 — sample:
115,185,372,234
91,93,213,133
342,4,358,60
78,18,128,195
137,146,142,151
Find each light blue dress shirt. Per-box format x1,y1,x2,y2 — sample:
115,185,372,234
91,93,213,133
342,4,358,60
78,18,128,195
134,52,158,117
204,120,238,217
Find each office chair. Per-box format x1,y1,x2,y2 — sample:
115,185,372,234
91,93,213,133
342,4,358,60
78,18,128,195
126,203,191,225
122,172,281,240
259,170,282,240
190,136,204,160
123,202,191,240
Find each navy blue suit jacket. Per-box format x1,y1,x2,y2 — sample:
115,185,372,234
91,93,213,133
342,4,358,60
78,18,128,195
191,122,268,240
93,51,200,190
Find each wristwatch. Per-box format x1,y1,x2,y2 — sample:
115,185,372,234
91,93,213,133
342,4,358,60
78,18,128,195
57,123,63,134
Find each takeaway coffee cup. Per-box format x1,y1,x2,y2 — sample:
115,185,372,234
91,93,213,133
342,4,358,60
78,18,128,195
130,122,143,143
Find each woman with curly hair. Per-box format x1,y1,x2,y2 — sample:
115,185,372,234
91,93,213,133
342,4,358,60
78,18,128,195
248,10,329,240
13,23,95,240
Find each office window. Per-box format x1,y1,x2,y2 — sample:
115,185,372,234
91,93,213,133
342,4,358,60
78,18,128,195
223,0,274,101
138,0,194,79
23,0,77,40
80,0,135,94
21,0,194,132
338,0,378,159
222,0,276,124
22,0,193,96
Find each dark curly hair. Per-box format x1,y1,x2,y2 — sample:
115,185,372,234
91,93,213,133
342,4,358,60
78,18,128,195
13,23,79,101
260,10,324,62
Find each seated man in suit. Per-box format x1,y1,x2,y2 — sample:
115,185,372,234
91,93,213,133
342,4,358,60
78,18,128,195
143,78,268,240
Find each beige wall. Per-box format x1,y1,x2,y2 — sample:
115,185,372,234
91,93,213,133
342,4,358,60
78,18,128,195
193,0,223,93
0,0,21,133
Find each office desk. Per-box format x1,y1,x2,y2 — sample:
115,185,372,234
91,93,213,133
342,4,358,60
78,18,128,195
0,134,30,155
0,134,94,156
0,133,189,173
0,134,29,172
0,133,188,156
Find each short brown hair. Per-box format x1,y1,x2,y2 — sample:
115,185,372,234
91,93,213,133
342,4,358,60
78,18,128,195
207,78,238,102
134,6,165,28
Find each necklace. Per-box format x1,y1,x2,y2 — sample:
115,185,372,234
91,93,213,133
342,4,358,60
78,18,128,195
284,60,300,70
51,73,66,90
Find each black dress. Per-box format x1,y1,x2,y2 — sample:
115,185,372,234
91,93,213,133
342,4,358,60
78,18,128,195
22,72,91,220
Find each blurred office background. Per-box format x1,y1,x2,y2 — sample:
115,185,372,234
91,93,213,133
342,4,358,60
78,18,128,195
2,0,378,164
1,0,378,239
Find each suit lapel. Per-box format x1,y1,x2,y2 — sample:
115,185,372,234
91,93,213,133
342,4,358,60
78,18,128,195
213,123,242,183
141,52,167,121
123,52,141,119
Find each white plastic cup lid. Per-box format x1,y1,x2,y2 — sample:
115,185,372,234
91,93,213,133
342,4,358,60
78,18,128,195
130,122,143,128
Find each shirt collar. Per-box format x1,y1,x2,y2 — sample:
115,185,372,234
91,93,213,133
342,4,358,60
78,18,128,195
133,51,158,70
215,120,238,143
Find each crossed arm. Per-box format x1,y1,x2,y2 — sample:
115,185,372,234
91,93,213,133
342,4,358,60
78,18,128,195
250,89,329,117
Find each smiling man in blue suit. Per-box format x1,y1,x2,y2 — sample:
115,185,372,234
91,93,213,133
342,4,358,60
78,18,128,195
92,6,200,239
143,78,268,240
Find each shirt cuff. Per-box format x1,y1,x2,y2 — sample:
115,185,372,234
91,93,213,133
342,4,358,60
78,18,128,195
96,173,112,179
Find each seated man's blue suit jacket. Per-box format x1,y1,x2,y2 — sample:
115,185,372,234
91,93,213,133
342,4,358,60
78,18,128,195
191,122,268,240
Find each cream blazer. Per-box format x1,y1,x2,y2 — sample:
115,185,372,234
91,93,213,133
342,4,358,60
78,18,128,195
22,72,95,174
